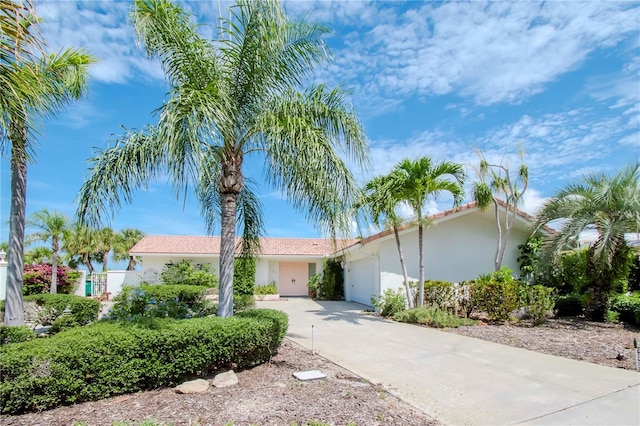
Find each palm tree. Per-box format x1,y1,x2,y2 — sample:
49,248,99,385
76,0,368,317
393,157,465,307
95,227,115,272
26,209,69,294
23,246,52,265
113,228,145,270
361,175,414,308
63,223,99,274
1,1,95,326
472,152,528,271
533,163,640,321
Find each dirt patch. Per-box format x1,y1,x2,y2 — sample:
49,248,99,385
444,317,640,371
3,340,439,426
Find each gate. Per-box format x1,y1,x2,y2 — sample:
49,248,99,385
90,272,108,297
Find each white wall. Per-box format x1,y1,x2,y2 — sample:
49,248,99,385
133,254,323,294
139,255,219,279
255,259,270,286
106,270,143,295
351,208,532,298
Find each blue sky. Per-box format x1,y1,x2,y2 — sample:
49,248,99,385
1,0,639,249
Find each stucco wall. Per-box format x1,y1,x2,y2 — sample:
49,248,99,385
106,270,144,295
138,255,219,283
133,255,322,292
344,208,533,302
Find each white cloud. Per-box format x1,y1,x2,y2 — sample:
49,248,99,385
34,0,639,113
519,188,547,216
317,1,640,110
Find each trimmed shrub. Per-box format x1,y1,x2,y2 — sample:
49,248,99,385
254,282,278,295
49,316,81,334
233,294,256,313
160,260,218,288
554,294,584,317
423,280,456,311
471,268,520,321
371,288,406,317
610,293,640,326
237,309,288,352
21,294,101,326
234,256,256,296
0,309,288,414
521,285,557,325
394,307,475,328
109,285,212,321
0,326,37,345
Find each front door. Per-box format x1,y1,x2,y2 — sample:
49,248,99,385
278,262,309,296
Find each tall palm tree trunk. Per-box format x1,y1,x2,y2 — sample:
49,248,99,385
219,193,237,317
393,226,414,309
418,224,425,308
5,121,28,326
50,250,58,294
218,153,244,318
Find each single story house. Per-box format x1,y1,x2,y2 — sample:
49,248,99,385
129,236,354,296
123,201,541,306
340,201,540,306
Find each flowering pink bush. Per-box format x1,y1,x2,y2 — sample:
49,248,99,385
23,263,80,295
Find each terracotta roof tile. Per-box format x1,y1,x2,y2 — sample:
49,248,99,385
130,236,355,256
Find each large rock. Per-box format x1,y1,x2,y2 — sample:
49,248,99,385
213,370,238,388
175,378,210,394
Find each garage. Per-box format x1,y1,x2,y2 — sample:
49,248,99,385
347,257,378,307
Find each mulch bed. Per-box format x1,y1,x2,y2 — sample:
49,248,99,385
444,316,640,371
3,340,439,426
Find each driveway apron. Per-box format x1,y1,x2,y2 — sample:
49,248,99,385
258,298,640,425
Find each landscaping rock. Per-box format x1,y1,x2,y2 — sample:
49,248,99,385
175,379,210,394
212,370,238,388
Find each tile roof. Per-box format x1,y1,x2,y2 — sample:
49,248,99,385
130,201,547,257
130,235,355,256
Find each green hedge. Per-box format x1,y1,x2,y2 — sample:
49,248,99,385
394,307,475,328
0,294,101,326
554,294,584,317
610,293,640,326
0,326,37,345
0,309,288,414
117,284,210,306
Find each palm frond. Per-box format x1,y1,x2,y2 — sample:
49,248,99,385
76,127,167,227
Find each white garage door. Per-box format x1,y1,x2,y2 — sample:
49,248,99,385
348,258,377,307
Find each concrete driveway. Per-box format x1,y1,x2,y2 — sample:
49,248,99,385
258,298,640,425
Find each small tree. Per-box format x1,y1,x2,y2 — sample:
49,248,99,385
361,175,413,308
533,163,640,321
23,263,79,295
393,157,465,307
112,228,145,270
472,151,528,271
26,209,70,294
517,236,542,284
